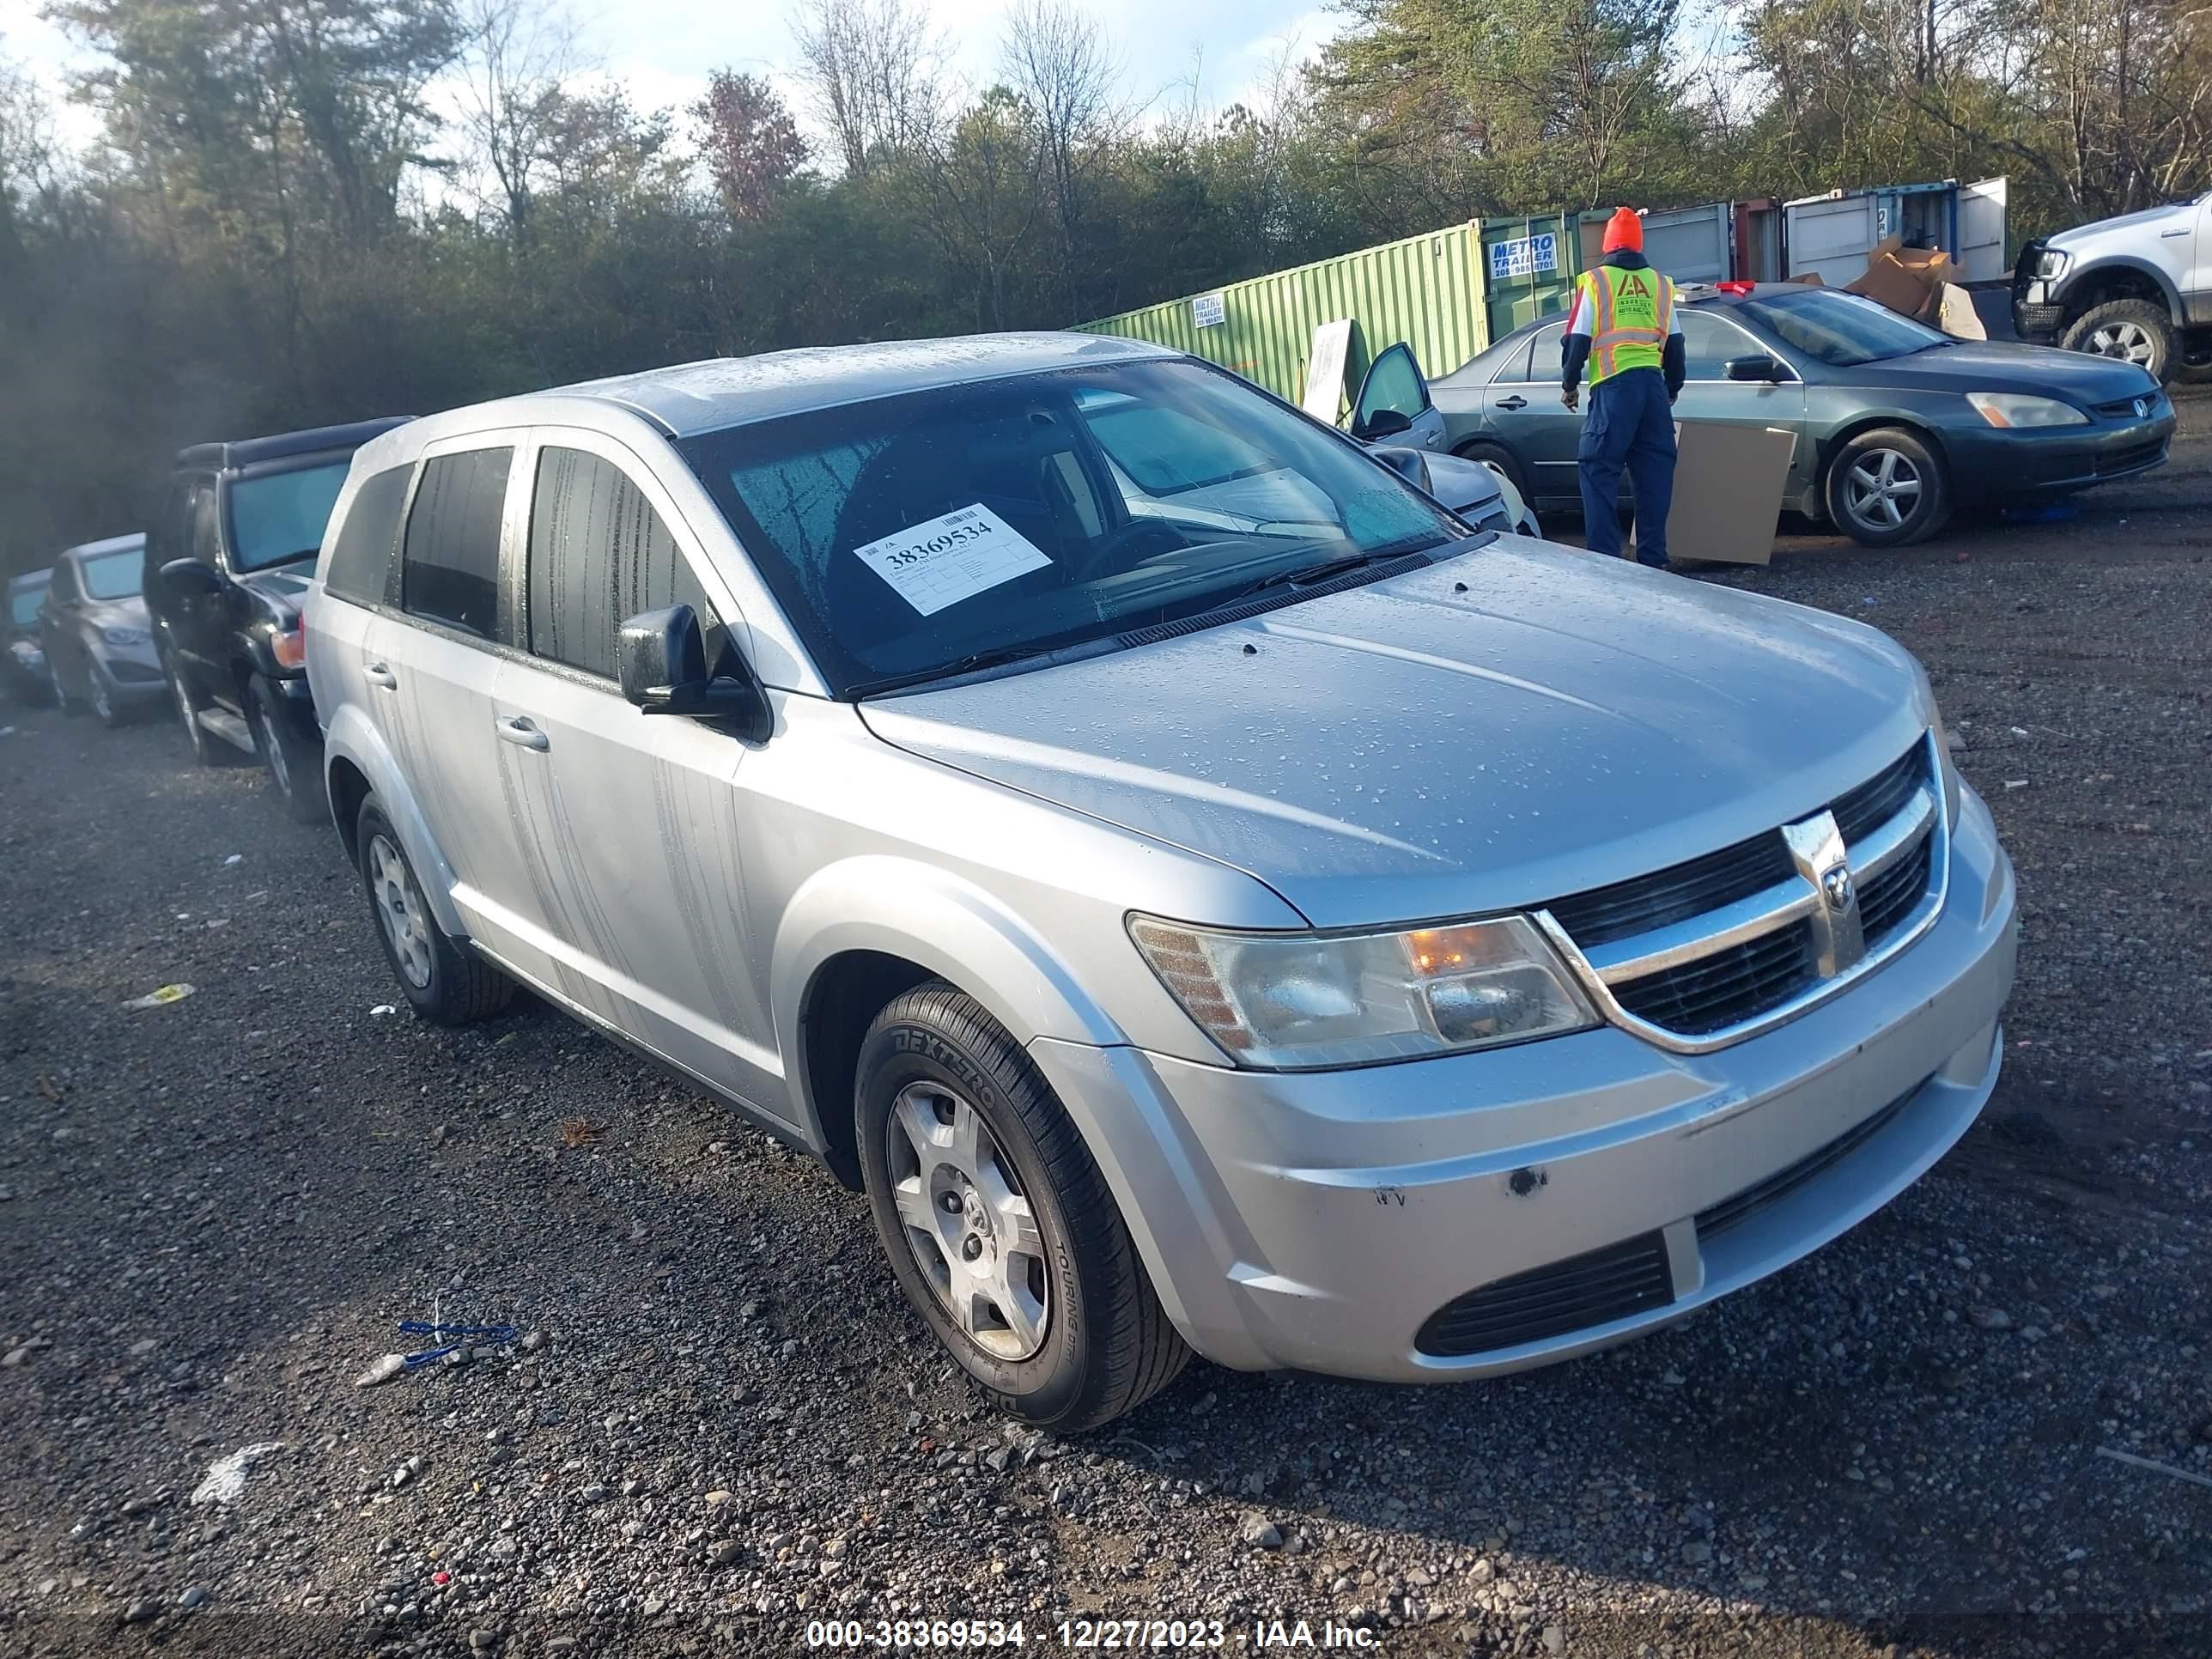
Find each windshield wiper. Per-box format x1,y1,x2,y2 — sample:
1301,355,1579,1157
847,641,1104,700
1233,550,1402,599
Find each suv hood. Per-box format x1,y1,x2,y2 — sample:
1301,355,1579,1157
2048,198,2199,250
240,567,313,624
863,542,1935,928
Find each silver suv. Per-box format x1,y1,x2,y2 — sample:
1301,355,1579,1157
305,335,2018,1429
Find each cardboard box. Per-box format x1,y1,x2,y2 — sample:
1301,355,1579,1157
1847,235,1960,324
1936,282,1987,340
1632,422,1796,566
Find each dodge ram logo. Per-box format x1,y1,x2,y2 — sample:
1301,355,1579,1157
1821,865,1856,914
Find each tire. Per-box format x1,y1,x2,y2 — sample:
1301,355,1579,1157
90,669,123,728
1824,426,1951,548
2060,298,2179,385
162,646,224,766
47,653,79,717
355,796,514,1025
856,982,1188,1430
249,681,328,824
1453,439,1534,508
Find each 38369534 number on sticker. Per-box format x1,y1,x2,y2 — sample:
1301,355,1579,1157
805,1619,1029,1649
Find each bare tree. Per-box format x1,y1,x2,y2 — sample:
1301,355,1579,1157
453,0,586,240
789,0,946,176
1000,0,1123,312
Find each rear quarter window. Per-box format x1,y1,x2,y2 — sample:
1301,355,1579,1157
401,448,513,638
325,464,414,606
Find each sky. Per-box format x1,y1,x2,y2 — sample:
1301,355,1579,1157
0,0,1344,162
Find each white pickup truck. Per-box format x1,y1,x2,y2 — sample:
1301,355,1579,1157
2014,190,2212,383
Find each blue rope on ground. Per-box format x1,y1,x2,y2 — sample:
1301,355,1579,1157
397,1320,518,1367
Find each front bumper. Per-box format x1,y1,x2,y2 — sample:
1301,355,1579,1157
93,644,169,700
1032,786,2017,1382
1944,412,2176,502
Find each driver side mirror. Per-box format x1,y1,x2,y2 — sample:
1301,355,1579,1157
1354,407,1414,440
617,604,773,744
161,558,223,599
1724,356,1785,383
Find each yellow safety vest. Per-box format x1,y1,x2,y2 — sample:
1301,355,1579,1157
1577,264,1674,384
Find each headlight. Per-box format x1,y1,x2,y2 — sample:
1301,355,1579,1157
1966,392,2087,429
102,626,150,647
2034,248,2069,280
1128,912,1598,1070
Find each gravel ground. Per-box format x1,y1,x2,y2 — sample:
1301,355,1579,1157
2,386,2209,1659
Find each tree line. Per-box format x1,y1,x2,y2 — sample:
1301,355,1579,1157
3,0,2207,567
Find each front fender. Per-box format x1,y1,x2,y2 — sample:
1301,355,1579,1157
2057,257,2185,324
772,855,1134,1144
321,702,468,939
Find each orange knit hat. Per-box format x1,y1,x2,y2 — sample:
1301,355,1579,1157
1601,207,1644,252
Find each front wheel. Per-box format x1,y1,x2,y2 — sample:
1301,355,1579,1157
47,654,78,717
1824,427,1951,547
249,682,327,824
2060,298,2179,384
857,983,1188,1430
163,647,223,766
355,797,514,1025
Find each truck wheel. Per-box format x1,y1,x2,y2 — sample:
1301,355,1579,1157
163,646,226,766
249,682,328,824
856,982,1188,1430
356,797,514,1025
2060,299,2179,383
1825,427,1950,548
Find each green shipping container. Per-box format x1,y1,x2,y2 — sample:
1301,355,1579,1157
1477,214,1590,345
1074,222,1492,417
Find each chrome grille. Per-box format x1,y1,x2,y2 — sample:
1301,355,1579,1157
1546,832,1793,948
1541,735,1944,1049
1611,921,1816,1036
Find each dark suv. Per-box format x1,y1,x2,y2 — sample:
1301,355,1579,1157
149,417,408,820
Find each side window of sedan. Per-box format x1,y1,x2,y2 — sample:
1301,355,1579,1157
1681,313,1765,381
526,445,716,682
1500,323,1566,385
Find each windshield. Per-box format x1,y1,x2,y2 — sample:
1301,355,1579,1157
80,549,143,599
1737,289,1948,367
678,359,1466,696
9,586,46,626
231,460,351,572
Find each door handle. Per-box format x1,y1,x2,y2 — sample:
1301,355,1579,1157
365,663,397,690
496,715,550,751
1497,395,1528,410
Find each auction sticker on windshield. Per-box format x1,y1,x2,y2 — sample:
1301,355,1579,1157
854,504,1052,617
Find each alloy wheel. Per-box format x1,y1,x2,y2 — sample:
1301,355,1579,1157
2084,320,2156,367
258,705,291,797
1843,447,1923,532
884,1080,1051,1362
368,833,433,989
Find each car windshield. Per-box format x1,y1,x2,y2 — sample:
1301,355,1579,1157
1737,289,1949,368
79,549,143,599
231,460,351,571
677,358,1466,696
9,586,45,626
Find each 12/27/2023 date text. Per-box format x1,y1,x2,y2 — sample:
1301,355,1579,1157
805,1618,1384,1650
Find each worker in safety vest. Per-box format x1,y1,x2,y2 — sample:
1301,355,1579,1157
1561,208,1686,568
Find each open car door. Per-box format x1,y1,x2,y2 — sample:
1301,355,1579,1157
1348,343,1448,451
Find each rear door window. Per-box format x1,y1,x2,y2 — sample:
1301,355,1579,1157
325,465,414,607
526,446,712,680
401,448,513,639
